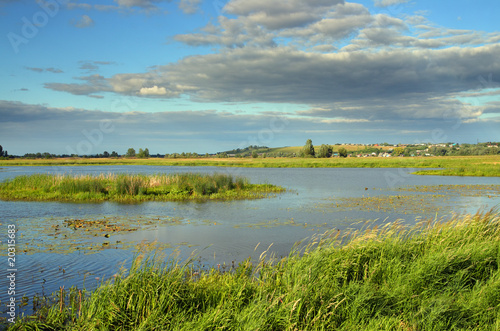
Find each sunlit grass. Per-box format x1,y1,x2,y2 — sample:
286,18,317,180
0,155,499,176
0,173,284,202
8,210,500,330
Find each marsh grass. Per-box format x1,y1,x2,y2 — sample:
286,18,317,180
0,173,283,202
8,210,500,330
1,155,499,177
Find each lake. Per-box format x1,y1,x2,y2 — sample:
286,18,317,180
1,165,499,314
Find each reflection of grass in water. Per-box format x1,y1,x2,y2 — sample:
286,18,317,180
9,210,500,330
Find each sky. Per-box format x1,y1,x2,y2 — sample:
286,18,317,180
1,0,500,155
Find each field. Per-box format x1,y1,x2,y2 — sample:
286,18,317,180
0,173,284,203
7,211,500,330
0,155,499,177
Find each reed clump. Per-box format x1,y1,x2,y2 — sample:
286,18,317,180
8,210,500,330
0,173,284,202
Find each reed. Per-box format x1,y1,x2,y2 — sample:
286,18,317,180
8,210,500,330
0,173,284,202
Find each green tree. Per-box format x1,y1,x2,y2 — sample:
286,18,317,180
137,148,150,158
252,150,258,158
302,139,315,157
317,144,333,158
126,148,136,158
0,145,3,157
111,151,119,157
338,147,348,158
393,147,405,156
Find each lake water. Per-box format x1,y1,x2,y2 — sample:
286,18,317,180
1,165,499,314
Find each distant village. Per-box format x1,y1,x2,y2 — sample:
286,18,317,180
1,142,499,160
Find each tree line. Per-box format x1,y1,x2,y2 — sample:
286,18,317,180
1,141,499,160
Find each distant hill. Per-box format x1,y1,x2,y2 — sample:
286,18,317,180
220,144,395,156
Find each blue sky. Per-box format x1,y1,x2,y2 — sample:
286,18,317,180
1,0,499,155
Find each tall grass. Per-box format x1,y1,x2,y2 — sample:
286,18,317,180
8,210,500,330
0,173,283,202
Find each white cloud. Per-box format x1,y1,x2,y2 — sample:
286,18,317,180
139,86,168,95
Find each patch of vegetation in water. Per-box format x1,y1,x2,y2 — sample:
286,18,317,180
7,210,500,330
318,184,500,216
0,215,190,255
0,173,285,203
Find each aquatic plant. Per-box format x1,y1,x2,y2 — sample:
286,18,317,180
0,173,284,203
7,210,500,330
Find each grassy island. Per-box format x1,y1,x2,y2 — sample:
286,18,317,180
7,211,500,330
0,173,284,202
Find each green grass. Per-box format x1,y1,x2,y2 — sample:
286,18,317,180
0,173,284,202
8,210,500,330
0,155,499,176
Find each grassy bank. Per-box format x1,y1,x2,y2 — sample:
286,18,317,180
0,155,499,176
0,173,284,202
8,211,500,330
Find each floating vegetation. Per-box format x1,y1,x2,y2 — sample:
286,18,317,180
319,184,500,216
233,218,331,231
394,184,500,197
0,215,188,255
7,211,500,330
0,173,285,203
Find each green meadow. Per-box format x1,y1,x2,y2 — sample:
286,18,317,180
7,211,500,330
0,155,499,177
0,173,284,203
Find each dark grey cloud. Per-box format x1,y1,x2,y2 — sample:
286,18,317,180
43,44,500,122
45,74,112,95
224,0,344,30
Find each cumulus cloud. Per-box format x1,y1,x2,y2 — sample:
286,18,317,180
42,0,500,139
139,86,168,95
224,0,344,30
45,44,500,120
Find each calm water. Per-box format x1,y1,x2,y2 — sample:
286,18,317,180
1,165,499,314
